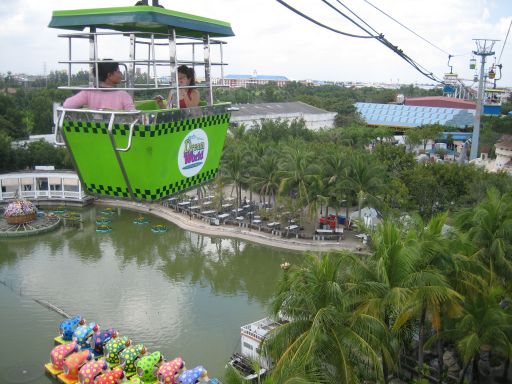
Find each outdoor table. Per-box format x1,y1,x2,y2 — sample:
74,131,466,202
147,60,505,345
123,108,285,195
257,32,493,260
205,195,215,199
168,197,177,202
235,216,244,221
201,201,212,206
232,208,243,213
178,201,191,206
221,203,233,208
285,225,299,231
267,222,279,228
335,228,344,233
243,204,251,209
201,210,216,215
190,205,200,210
254,215,261,220
252,219,262,224
225,197,235,202
218,213,230,219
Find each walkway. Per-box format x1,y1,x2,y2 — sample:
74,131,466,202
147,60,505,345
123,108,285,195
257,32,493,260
96,198,368,253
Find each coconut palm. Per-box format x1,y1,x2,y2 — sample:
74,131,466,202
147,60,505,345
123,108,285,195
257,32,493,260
455,187,512,287
262,253,385,383
394,214,463,380
250,152,280,207
223,146,247,208
439,278,512,383
344,154,383,220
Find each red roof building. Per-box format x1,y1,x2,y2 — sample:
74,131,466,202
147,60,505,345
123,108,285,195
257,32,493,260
404,96,476,110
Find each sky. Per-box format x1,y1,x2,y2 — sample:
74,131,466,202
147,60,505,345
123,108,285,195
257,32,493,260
1,0,512,86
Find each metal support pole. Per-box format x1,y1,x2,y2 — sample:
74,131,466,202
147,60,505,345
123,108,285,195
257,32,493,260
129,33,136,97
168,28,178,108
203,34,213,106
470,39,498,161
89,27,97,87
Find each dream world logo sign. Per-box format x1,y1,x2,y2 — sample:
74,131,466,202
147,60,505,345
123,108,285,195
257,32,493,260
178,129,209,177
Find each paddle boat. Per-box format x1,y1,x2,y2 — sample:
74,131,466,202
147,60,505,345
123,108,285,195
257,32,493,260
95,367,125,384
72,322,99,349
136,351,163,383
119,344,147,377
50,1,234,202
45,342,81,377
178,365,210,384
77,359,108,384
151,224,168,233
100,208,116,216
95,217,112,225
90,328,117,357
157,357,185,384
57,350,93,384
133,215,149,224
56,315,85,344
104,336,132,366
96,224,113,233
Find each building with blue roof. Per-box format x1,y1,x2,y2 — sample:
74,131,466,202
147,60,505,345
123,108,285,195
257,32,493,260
355,102,475,129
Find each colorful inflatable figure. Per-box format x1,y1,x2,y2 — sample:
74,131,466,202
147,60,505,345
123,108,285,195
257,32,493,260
58,350,93,384
126,377,143,384
104,336,131,366
178,366,210,384
78,359,108,384
45,341,80,376
72,322,99,349
57,315,85,344
95,367,125,384
119,344,146,376
157,357,185,384
136,351,163,383
90,328,117,357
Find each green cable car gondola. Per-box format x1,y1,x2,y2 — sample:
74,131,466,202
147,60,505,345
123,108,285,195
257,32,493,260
50,2,234,201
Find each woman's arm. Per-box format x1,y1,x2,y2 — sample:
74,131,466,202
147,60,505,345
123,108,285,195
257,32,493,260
181,89,200,107
63,91,88,108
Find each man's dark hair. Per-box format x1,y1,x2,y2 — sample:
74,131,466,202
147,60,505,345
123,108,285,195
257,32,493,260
93,61,120,82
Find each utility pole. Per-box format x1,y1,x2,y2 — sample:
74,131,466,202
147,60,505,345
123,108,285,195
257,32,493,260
470,39,498,161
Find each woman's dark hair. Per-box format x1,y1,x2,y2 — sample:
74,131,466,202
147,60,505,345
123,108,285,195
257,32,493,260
178,65,196,86
94,61,120,82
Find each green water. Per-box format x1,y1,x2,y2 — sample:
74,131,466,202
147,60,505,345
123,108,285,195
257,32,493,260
0,206,302,383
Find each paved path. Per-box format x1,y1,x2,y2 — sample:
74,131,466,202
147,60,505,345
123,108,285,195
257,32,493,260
97,199,368,253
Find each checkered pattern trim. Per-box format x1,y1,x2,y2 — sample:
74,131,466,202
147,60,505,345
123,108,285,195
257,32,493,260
114,113,230,137
63,121,108,134
132,168,218,201
63,113,230,137
85,183,130,198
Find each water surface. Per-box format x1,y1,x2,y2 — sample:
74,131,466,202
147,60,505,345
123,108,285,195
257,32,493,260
0,206,302,382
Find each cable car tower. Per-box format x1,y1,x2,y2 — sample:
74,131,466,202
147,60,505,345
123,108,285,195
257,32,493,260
470,39,499,161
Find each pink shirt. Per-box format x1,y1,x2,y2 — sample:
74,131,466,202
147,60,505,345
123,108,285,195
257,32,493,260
63,89,135,110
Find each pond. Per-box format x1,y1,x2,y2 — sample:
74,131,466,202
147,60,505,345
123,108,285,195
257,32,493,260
0,205,302,383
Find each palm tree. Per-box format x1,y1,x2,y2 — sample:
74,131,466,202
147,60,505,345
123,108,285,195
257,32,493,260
344,154,383,220
250,152,280,207
394,214,463,380
278,141,319,222
223,146,247,209
439,278,512,383
455,187,512,287
262,253,385,383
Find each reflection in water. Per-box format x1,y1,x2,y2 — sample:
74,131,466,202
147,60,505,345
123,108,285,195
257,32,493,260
0,205,302,380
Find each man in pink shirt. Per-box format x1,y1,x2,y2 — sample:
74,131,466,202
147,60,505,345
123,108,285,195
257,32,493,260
63,61,135,110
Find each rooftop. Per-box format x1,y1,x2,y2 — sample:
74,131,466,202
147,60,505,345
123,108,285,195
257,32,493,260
230,101,333,117
225,74,289,81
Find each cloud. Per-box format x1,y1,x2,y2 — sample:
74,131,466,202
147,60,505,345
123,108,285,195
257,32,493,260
0,0,511,85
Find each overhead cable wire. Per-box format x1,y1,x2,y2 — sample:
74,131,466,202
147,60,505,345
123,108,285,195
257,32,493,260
322,0,443,82
497,18,512,64
275,0,376,39
362,0,453,56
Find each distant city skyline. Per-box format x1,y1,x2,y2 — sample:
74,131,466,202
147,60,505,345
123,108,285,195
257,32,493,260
1,0,511,86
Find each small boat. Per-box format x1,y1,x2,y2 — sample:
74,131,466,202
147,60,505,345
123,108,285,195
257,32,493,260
100,208,116,216
95,217,112,225
133,216,149,225
96,224,112,233
151,224,168,233
227,353,266,381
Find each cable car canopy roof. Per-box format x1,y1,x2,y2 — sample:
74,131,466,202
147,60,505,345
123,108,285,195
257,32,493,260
48,5,234,38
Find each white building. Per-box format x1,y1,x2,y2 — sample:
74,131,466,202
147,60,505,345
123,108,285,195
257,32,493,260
230,101,336,131
0,170,87,202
